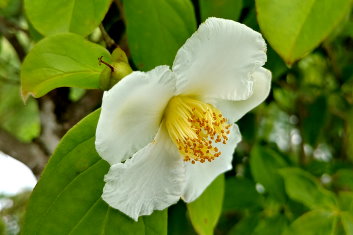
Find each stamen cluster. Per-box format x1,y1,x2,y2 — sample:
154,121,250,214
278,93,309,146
165,96,231,164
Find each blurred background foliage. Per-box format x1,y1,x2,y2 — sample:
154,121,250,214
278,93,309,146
1,0,353,234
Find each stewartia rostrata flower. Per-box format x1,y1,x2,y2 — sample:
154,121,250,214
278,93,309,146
95,17,271,221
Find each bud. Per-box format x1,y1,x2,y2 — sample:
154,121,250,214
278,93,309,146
98,47,133,90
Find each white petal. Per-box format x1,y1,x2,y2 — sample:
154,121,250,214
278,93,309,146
173,17,267,100
182,124,241,203
215,67,271,123
102,126,185,221
95,66,176,165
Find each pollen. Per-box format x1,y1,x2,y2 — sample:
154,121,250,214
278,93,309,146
164,96,231,163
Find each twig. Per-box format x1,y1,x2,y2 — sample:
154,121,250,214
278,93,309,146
99,24,118,48
0,128,48,178
0,16,29,35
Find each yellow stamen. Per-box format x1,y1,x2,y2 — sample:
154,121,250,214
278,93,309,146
164,96,231,163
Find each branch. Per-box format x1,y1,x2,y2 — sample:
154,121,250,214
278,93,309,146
99,24,118,49
0,16,29,35
0,128,48,178
62,90,103,132
0,16,27,61
37,96,61,154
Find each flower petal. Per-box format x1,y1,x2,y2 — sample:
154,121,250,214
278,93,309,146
95,66,176,164
214,67,271,123
173,17,267,100
182,124,241,203
102,126,185,221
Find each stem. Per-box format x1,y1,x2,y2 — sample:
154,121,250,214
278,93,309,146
98,56,115,72
99,24,117,48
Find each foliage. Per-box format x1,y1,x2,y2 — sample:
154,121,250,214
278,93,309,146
0,0,353,234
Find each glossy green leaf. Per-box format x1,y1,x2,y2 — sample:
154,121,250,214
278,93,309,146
21,33,111,101
279,168,337,210
22,110,168,235
124,0,196,71
187,175,224,235
250,145,288,202
24,0,111,36
256,0,352,65
199,0,243,22
284,210,337,235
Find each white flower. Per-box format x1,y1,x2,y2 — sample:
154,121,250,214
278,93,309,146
95,17,271,221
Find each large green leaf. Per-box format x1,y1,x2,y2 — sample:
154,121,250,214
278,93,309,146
256,0,352,65
21,33,111,101
250,145,288,202
22,110,167,235
279,168,337,210
124,0,196,71
284,210,337,235
187,175,224,235
199,0,243,22
24,0,111,36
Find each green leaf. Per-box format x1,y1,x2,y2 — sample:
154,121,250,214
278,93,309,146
284,210,337,235
22,110,168,235
24,0,111,36
256,0,352,65
187,175,224,235
250,145,288,202
279,168,337,210
199,0,243,22
223,177,262,211
341,212,353,235
21,33,110,101
124,0,196,71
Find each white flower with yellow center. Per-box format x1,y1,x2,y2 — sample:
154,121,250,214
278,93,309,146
95,18,271,221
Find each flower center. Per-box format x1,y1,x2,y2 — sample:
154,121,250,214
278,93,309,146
164,96,231,164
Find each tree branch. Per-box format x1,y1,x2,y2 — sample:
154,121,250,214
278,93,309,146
0,128,48,178
99,24,118,49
